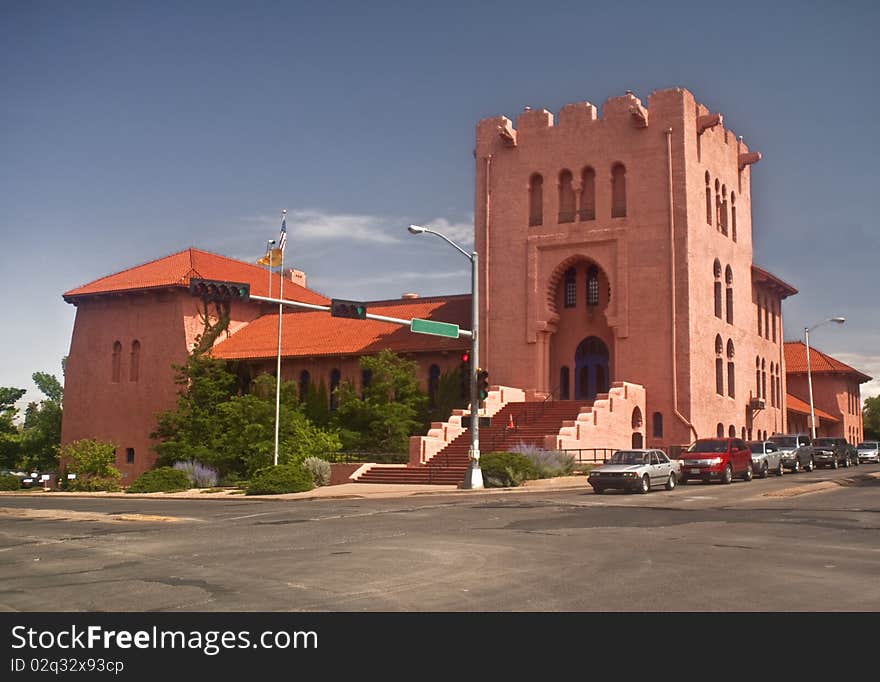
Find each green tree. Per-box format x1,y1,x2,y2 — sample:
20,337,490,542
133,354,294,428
0,387,25,468
19,371,63,471
333,350,428,454
428,368,469,425
863,395,880,440
60,438,121,491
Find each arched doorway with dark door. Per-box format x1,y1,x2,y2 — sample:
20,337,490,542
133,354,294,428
575,336,609,400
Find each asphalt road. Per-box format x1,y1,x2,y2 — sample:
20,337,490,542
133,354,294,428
1,466,879,612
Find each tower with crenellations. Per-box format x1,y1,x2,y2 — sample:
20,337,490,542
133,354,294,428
473,87,793,447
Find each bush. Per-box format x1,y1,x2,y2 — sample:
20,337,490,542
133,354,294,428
67,475,122,492
173,460,218,488
60,438,122,491
302,456,331,487
245,463,315,495
480,451,538,488
127,467,192,494
509,442,575,478
0,474,21,491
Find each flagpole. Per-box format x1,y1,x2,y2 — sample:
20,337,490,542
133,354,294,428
273,210,286,467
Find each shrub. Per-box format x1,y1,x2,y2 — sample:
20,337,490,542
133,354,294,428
127,467,192,494
245,463,315,495
0,474,21,491
480,451,538,488
509,442,575,478
60,438,122,491
173,460,219,488
302,456,331,487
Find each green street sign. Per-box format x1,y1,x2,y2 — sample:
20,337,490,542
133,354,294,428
410,318,460,339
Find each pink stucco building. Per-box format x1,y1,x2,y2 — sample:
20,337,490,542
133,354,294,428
60,87,871,484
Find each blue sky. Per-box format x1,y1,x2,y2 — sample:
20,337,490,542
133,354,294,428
2,0,878,412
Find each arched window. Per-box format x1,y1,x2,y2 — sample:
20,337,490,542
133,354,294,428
715,335,724,396
756,357,761,398
528,173,543,226
299,370,311,402
720,185,728,236
771,300,777,343
129,340,140,382
717,423,725,438
652,412,663,438
631,406,643,430
579,167,595,221
631,432,644,449
729,425,736,438
725,265,733,324
761,358,767,400
713,259,722,319
560,366,570,400
714,179,721,229
428,364,441,407
705,171,712,224
764,297,770,339
564,268,576,308
727,339,735,398
586,265,599,307
730,192,737,242
329,369,341,411
111,341,122,383
558,170,575,223
611,163,627,218
741,426,747,440
757,296,763,336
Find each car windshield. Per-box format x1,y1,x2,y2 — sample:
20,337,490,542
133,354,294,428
813,438,838,446
769,436,796,447
857,442,877,449
687,440,727,453
610,451,647,465
748,443,765,453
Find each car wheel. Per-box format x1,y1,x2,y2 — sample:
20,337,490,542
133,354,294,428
792,458,801,473
831,458,838,469
743,463,753,482
721,464,733,484
759,461,769,479
665,473,676,491
776,461,785,476
593,486,604,495
805,457,814,472
639,474,650,494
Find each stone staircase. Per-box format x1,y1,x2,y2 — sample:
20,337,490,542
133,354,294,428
353,400,592,486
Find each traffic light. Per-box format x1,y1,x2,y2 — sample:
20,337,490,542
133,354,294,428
188,278,250,302
330,299,367,319
477,368,490,403
459,352,470,399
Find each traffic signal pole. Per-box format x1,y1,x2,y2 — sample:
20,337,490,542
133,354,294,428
463,250,483,489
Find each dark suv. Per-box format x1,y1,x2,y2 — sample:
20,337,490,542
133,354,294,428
812,437,860,469
679,438,753,484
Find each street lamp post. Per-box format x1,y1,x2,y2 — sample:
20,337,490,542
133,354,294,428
408,225,483,489
805,316,845,439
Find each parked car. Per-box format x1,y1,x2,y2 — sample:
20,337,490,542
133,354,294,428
768,433,815,473
812,437,859,469
678,438,753,484
588,449,681,494
856,441,880,464
747,440,785,478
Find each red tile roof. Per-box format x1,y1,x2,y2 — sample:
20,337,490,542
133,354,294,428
62,247,327,305
785,393,839,422
784,341,872,383
212,295,472,360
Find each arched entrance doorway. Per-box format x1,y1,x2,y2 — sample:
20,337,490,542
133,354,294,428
575,336,609,400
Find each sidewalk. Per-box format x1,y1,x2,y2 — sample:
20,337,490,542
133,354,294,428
0,475,591,502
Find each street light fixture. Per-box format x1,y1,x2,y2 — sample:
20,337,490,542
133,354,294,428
805,316,845,439
408,224,483,489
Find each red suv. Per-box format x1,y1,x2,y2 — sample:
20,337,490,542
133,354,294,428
678,438,753,485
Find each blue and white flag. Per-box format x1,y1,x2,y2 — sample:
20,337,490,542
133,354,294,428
278,215,287,251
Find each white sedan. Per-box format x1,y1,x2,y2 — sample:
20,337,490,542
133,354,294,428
588,449,681,494
857,441,880,464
